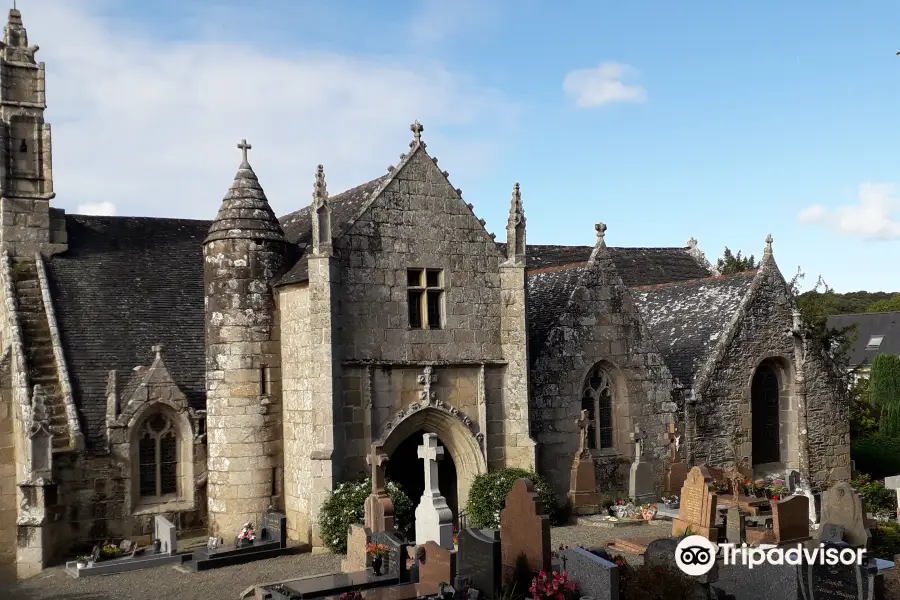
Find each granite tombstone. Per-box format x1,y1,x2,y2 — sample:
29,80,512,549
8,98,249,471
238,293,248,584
455,528,501,600
499,479,551,588
558,546,619,600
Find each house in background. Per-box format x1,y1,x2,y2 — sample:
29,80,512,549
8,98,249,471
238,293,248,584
826,312,900,378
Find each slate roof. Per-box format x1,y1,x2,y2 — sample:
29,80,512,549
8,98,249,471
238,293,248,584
826,312,900,368
277,175,389,286
497,244,713,287
205,159,285,243
45,214,209,449
630,271,757,388
526,264,590,364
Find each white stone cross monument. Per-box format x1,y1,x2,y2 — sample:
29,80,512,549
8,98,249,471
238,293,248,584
414,433,454,549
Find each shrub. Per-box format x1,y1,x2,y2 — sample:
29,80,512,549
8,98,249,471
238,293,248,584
851,434,900,479
872,521,900,560
871,354,900,436
850,473,897,516
466,468,559,529
317,477,414,554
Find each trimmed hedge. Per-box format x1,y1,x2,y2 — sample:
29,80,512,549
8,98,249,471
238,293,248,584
317,477,414,554
851,434,900,479
465,467,559,529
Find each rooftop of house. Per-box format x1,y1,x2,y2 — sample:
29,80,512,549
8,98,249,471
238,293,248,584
826,311,900,368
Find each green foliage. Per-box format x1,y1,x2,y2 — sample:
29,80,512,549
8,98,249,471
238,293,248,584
317,477,414,554
466,468,559,529
850,377,879,438
872,521,900,560
851,434,900,479
870,354,900,436
850,473,897,516
716,247,757,275
867,294,900,313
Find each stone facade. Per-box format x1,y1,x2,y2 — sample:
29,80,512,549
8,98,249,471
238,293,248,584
0,7,852,579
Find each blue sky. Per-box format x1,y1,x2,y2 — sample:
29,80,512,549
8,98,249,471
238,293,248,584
22,0,900,292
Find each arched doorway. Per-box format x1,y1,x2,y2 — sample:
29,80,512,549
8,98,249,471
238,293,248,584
385,429,459,521
751,362,781,466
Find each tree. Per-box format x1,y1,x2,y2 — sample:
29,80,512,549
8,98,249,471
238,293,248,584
716,247,757,274
789,269,857,368
870,354,900,437
866,294,900,313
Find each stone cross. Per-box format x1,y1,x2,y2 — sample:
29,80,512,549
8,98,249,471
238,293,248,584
410,120,424,143
630,425,647,461
418,433,444,496
595,222,607,247
417,366,437,403
575,410,591,456
764,233,774,254
666,423,682,463
237,139,251,163
367,444,389,495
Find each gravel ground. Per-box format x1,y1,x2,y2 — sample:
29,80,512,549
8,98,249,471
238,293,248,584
0,523,667,600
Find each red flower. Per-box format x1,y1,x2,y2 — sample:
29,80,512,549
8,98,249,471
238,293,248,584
772,495,780,501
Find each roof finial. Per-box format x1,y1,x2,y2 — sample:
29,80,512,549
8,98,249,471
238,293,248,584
152,344,164,359
764,233,773,255
595,222,607,248
687,237,698,249
509,183,523,218
410,120,424,144
313,164,328,206
237,139,251,165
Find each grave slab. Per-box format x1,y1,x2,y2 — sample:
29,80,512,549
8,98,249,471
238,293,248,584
181,510,288,572
559,546,618,600
264,570,401,600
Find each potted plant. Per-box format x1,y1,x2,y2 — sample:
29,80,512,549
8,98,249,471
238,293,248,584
75,555,90,569
640,504,658,520
238,522,256,548
366,542,389,576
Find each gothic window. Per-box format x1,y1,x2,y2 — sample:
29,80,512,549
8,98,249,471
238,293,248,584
407,268,444,329
138,412,178,499
581,366,615,451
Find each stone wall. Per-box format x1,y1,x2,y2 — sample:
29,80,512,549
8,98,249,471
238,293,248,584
530,248,674,504
0,352,15,578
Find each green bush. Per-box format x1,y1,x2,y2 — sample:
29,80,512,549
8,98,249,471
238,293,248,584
850,473,897,516
871,354,900,436
872,521,900,560
317,477,414,554
466,468,559,529
851,434,900,479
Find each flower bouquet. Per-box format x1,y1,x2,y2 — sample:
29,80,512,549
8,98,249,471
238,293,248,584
609,499,633,518
367,543,389,575
661,494,679,508
238,522,256,547
530,570,578,600
640,504,658,520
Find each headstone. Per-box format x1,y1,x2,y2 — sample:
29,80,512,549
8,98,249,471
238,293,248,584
90,545,100,564
499,478,551,587
414,434,454,549
455,528,500,600
664,423,688,495
342,524,372,573
154,515,178,556
672,466,719,541
773,496,810,545
628,425,655,505
371,531,413,583
796,543,883,600
416,541,457,588
791,472,819,526
569,410,599,516
787,470,801,493
885,476,900,520
558,546,618,600
726,507,746,545
365,443,395,533
261,510,288,548
818,482,871,548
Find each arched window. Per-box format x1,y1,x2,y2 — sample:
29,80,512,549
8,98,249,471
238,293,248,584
581,366,614,451
138,412,178,498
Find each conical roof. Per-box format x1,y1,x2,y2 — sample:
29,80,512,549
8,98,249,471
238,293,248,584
205,145,286,244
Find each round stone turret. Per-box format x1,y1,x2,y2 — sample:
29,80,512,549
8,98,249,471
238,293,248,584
203,140,286,537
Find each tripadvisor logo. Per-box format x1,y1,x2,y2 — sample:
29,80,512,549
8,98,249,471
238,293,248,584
675,535,866,575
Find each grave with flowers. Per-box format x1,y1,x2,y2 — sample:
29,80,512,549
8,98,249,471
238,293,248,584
180,509,288,572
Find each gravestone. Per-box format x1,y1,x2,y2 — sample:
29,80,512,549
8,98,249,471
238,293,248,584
416,541,457,588
796,543,883,600
365,443,396,533
499,478,551,587
455,528,500,600
672,466,718,541
664,423,688,495
154,515,178,555
90,545,100,564
773,496,810,545
628,425,655,505
414,433,454,549
371,531,413,583
818,482,871,549
261,509,288,548
885,476,900,520
558,546,618,600
568,410,599,516
726,507,745,545
342,524,372,573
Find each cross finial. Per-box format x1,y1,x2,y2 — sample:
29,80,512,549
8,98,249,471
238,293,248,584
764,233,773,254
595,222,607,248
237,139,252,164
151,344,164,359
410,120,424,144
687,237,698,249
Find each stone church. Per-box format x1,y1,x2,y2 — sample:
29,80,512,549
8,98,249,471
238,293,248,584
0,8,849,579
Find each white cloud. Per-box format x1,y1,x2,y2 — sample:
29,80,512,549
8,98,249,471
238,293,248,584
798,182,900,240
76,202,116,216
562,62,646,108
408,0,501,43
21,0,517,220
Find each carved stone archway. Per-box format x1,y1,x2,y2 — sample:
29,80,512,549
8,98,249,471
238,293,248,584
379,407,486,516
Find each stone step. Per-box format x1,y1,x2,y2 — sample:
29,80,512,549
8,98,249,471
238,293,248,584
14,279,38,291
